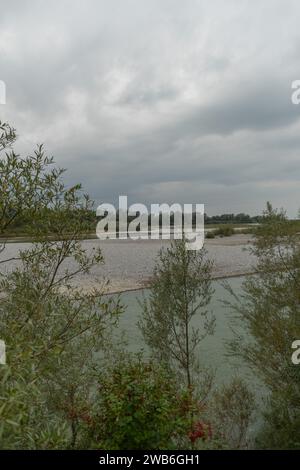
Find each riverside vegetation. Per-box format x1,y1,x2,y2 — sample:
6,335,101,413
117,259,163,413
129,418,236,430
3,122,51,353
0,120,299,449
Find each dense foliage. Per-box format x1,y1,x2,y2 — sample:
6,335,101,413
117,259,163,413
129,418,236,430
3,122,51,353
227,203,300,449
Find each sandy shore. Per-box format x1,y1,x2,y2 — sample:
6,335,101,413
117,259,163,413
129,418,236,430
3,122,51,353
80,233,255,294
0,234,255,294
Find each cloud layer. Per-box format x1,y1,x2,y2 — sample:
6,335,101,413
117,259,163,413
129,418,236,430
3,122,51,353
1,0,300,215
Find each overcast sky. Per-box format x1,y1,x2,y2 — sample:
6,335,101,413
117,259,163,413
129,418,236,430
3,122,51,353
1,0,300,216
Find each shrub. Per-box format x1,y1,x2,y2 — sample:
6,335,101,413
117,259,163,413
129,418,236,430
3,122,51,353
213,225,235,237
205,231,215,239
88,356,199,450
211,378,255,449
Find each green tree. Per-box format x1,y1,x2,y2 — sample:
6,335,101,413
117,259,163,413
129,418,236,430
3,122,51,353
0,121,122,448
139,239,215,390
227,203,300,449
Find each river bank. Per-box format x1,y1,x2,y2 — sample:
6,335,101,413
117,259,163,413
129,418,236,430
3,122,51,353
0,234,255,294
78,233,255,293
101,234,255,293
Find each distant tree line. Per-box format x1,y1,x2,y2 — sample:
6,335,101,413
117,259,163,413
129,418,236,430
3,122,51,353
3,209,262,237
204,213,261,225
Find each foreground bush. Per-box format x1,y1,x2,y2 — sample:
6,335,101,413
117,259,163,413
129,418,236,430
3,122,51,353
87,356,211,450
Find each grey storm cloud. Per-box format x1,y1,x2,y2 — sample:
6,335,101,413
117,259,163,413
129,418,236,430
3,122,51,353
1,0,300,216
